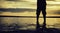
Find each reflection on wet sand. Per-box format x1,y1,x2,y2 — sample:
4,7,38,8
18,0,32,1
0,17,60,30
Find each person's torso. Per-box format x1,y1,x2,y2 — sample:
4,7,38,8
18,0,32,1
37,0,46,4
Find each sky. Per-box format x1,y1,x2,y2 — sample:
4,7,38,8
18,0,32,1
0,0,37,9
0,0,60,16
0,0,59,17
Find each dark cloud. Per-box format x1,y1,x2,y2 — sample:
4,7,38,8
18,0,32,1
0,8,36,12
53,10,60,14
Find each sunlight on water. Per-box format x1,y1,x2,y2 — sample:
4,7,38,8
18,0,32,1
0,17,60,30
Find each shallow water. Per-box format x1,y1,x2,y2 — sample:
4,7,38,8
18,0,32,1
0,17,60,30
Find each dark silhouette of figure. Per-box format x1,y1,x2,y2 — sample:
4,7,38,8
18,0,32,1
36,0,47,30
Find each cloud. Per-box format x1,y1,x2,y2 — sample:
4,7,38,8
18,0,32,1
6,0,22,1
6,0,17,1
53,10,60,14
0,8,36,12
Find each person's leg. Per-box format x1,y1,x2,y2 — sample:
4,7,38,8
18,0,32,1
42,8,46,28
36,8,41,30
36,11,40,22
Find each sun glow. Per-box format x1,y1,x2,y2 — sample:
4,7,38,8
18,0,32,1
25,0,37,2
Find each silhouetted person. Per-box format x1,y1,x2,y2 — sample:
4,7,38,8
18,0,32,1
36,0,47,30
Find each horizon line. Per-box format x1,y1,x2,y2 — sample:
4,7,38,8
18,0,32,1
0,15,60,18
